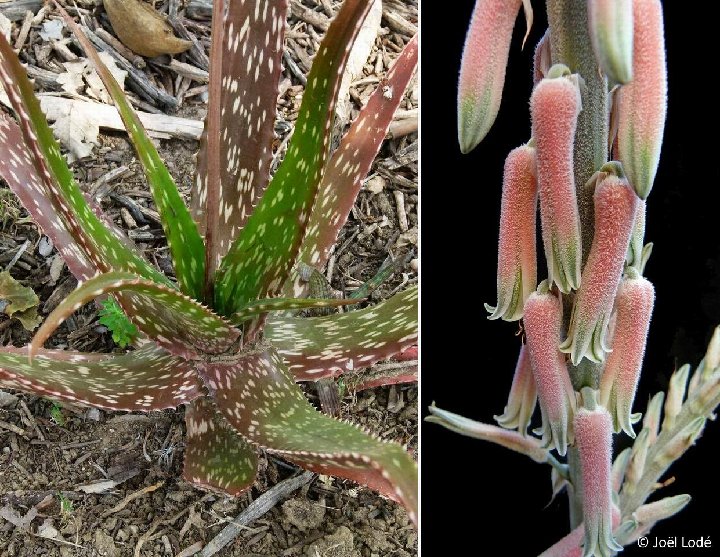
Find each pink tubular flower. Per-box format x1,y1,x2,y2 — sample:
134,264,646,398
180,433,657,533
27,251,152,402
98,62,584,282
574,396,623,557
616,0,666,199
523,287,576,455
600,275,655,436
457,0,523,153
531,72,583,294
587,0,633,84
486,144,538,321
495,344,538,434
561,174,638,364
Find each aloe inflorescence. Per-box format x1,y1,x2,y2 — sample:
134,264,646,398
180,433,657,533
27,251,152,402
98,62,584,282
429,1,720,555
0,1,418,523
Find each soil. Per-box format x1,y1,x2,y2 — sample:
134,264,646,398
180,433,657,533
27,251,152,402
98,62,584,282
0,1,418,555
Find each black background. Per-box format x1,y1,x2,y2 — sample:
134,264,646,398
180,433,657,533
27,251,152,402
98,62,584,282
420,2,720,555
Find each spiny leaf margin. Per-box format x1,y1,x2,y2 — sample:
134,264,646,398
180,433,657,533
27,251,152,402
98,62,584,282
30,272,240,360
266,285,418,380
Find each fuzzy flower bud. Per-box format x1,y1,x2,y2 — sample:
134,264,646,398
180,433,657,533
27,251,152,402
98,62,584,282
523,286,576,455
574,392,623,557
616,0,667,199
485,144,538,321
457,0,523,153
561,174,638,364
495,344,538,434
531,70,583,293
599,274,655,436
588,0,633,84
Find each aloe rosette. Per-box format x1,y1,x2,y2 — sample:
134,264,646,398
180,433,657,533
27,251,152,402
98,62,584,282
0,0,418,523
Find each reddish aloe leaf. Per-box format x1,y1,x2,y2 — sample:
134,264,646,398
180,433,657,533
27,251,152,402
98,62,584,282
0,113,95,282
0,31,168,286
214,0,374,316
231,297,359,323
285,35,418,298
30,272,240,360
265,286,418,380
56,3,206,300
0,343,202,411
183,397,258,495
196,0,289,283
196,344,418,525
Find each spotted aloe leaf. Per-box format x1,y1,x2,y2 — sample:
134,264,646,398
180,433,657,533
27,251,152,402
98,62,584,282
56,3,206,300
195,0,289,282
265,286,418,380
214,0,374,316
30,272,240,360
183,397,258,495
286,35,418,298
231,297,360,324
196,344,418,525
0,31,168,287
0,0,419,525
0,114,96,282
0,343,202,411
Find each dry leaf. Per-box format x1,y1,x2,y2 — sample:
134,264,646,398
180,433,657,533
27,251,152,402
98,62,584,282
0,271,41,331
39,19,64,41
50,102,100,162
57,53,127,101
335,0,382,123
103,0,192,57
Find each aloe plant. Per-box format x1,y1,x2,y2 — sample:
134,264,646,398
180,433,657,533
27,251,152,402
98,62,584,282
0,0,418,523
428,0,720,554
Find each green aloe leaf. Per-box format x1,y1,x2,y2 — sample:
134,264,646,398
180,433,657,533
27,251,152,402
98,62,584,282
183,397,258,495
231,296,359,323
196,344,417,525
0,30,169,286
57,4,206,300
214,0,374,316
0,343,202,410
287,35,418,298
0,114,96,282
266,286,418,381
195,0,289,283
30,272,240,360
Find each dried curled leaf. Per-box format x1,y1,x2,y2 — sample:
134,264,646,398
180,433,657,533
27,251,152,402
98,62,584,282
103,0,192,57
0,272,41,331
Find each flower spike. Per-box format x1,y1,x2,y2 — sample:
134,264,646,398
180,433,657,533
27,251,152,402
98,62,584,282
531,69,583,294
561,173,638,364
523,284,577,456
600,274,655,436
457,0,523,153
616,0,667,199
485,144,538,321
